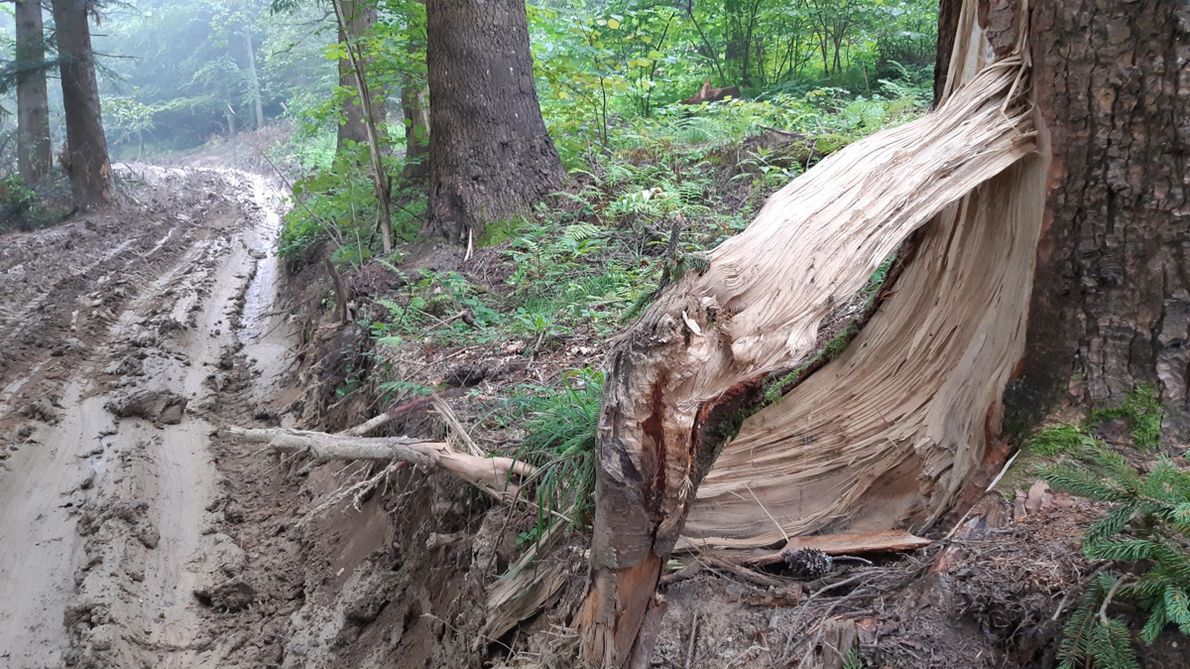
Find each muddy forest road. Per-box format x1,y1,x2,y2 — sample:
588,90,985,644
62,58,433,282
0,166,298,669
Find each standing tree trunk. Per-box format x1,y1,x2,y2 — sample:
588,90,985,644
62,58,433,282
1011,0,1188,441
336,0,385,154
242,30,265,131
577,0,1187,666
50,0,112,209
14,0,51,185
400,83,430,181
331,0,393,253
424,0,564,244
399,0,429,182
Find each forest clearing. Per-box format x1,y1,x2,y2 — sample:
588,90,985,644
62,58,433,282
0,1,1186,668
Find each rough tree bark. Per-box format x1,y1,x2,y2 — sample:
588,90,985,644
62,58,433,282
50,0,112,209
14,0,52,184
1010,0,1188,443
577,0,1186,666
424,0,564,244
335,0,385,153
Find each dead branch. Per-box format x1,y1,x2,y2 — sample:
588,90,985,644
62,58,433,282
738,531,932,567
339,388,464,437
324,257,350,325
219,425,534,500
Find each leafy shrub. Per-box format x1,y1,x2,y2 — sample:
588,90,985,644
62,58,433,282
278,144,419,268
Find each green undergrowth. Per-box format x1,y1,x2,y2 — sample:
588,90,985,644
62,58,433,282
292,68,933,551
1016,387,1186,669
278,142,420,269
0,174,73,233
1004,386,1167,492
511,367,604,545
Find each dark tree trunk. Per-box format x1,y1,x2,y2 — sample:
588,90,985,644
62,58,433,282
1008,0,1189,442
336,0,386,154
50,0,112,209
425,0,564,244
932,0,962,107
723,0,746,85
15,0,51,185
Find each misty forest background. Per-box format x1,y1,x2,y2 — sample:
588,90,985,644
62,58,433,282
0,0,938,242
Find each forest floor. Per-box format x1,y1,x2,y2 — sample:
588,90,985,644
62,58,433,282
0,149,1183,669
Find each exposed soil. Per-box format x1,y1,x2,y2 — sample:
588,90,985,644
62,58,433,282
0,164,300,668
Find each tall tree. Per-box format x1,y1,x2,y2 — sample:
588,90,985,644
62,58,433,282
1006,0,1188,439
335,0,385,153
577,0,1187,665
398,0,429,182
332,0,392,251
14,0,52,184
424,0,564,245
242,28,265,130
50,0,112,209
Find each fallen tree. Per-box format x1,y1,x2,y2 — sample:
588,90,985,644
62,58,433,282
576,0,1188,665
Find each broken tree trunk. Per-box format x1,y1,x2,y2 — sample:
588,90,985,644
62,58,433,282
577,2,1039,665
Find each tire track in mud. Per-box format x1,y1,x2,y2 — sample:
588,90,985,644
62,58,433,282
0,167,296,669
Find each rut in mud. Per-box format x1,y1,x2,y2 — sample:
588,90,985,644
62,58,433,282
0,165,298,669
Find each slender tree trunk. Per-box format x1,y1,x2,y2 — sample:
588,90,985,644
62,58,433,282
14,0,51,185
723,0,748,85
336,0,385,154
331,0,392,253
424,0,564,244
399,0,429,182
50,0,112,209
242,30,265,131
